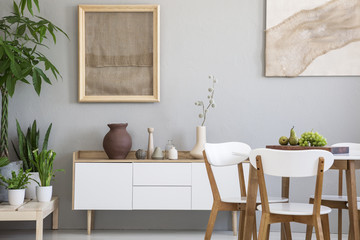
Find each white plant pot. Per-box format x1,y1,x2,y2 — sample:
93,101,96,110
8,189,25,206
36,186,52,202
25,172,40,200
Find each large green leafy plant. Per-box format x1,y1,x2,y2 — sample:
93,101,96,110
0,168,32,189
0,0,68,157
12,120,52,171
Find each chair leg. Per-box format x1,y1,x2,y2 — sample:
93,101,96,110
232,211,238,236
204,204,219,240
321,214,330,240
314,216,325,240
253,214,257,240
258,213,270,240
282,222,292,240
338,209,342,240
305,224,313,240
266,224,271,240
238,210,245,240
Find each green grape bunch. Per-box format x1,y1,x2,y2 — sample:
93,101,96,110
298,131,327,147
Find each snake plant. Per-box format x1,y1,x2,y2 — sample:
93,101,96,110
12,120,52,171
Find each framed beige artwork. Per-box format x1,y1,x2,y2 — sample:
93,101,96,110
78,5,160,102
265,0,360,77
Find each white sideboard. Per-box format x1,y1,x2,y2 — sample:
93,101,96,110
72,151,239,234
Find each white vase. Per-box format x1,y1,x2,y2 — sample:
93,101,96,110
8,189,25,206
36,186,52,202
25,172,40,200
190,126,206,159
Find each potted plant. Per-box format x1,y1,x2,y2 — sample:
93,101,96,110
0,168,32,205
0,0,68,158
12,120,52,199
32,149,63,202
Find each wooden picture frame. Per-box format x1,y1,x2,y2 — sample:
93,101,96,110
78,5,160,102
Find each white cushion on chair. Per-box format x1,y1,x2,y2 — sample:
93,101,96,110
222,196,288,204
257,203,331,215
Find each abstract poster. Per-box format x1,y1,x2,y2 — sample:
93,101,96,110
265,0,360,77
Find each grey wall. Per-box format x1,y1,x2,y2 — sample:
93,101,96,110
1,0,360,233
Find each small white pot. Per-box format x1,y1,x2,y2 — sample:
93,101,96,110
36,186,52,202
8,189,25,206
25,172,40,200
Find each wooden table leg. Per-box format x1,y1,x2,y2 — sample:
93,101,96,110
242,165,258,240
87,210,94,235
346,160,359,240
36,211,43,240
52,198,59,230
281,177,290,240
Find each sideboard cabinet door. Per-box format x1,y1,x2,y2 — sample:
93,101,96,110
191,163,213,210
74,163,132,210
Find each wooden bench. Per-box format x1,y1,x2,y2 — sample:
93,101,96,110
0,196,58,240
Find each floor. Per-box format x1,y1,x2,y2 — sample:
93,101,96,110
0,230,349,240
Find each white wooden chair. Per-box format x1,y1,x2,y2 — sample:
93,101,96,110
249,148,334,240
307,143,360,240
203,142,288,240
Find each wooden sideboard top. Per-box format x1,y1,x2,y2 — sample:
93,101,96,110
73,151,205,163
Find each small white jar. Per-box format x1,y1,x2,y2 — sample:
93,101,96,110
168,147,178,160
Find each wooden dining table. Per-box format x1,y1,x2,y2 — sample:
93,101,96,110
242,149,360,240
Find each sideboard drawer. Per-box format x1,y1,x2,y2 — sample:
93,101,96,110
133,163,191,185
133,186,191,210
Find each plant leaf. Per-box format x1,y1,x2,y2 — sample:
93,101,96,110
13,1,20,16
6,74,16,96
32,69,41,95
16,24,26,35
3,45,14,62
0,46,4,59
33,0,40,13
26,0,34,16
42,123,52,150
10,62,22,79
35,67,51,84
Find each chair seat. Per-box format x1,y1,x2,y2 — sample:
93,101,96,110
257,203,332,216
310,195,360,202
222,196,288,204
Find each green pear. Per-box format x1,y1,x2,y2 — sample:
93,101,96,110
289,126,298,145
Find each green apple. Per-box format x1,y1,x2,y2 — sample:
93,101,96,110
279,136,289,145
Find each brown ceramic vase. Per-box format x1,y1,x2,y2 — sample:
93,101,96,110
103,123,132,159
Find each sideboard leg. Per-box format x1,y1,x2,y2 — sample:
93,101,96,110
232,211,238,236
87,210,94,235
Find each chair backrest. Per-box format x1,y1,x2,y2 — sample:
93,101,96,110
249,148,334,177
332,143,360,155
204,142,251,166
203,142,251,200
